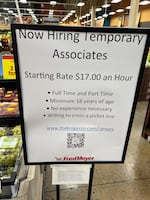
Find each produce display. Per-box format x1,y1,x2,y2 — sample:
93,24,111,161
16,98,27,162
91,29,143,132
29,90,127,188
0,32,11,52
0,125,22,179
0,87,19,116
0,39,22,197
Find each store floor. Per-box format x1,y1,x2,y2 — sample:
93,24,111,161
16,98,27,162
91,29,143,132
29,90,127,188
44,102,150,200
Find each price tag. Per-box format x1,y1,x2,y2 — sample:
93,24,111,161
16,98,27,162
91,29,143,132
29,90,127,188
0,55,3,79
2,55,16,79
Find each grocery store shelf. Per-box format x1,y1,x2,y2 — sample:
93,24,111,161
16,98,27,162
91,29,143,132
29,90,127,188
0,79,16,83
0,116,20,127
0,186,12,199
1,172,16,186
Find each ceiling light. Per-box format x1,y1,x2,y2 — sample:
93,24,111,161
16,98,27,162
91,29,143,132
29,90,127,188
70,10,75,13
50,1,57,6
20,0,27,3
95,8,102,12
28,9,33,14
87,19,91,23
97,16,102,19
109,11,116,15
12,13,17,16
116,8,124,13
8,10,13,14
103,13,108,18
27,8,32,12
111,0,122,3
49,9,54,13
102,4,110,8
126,6,131,9
29,11,34,14
49,10,54,16
85,13,90,17
3,8,9,11
139,0,150,5
82,15,86,19
68,13,72,16
77,2,85,7
62,16,68,21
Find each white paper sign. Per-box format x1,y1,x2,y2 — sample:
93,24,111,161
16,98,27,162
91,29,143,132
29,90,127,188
11,25,149,163
51,164,92,185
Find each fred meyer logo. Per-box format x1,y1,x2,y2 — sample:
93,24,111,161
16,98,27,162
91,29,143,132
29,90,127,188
55,156,94,161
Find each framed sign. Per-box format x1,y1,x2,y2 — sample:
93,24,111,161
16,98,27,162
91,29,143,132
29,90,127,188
11,24,150,164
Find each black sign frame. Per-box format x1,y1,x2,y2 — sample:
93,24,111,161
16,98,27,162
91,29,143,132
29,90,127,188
11,24,150,164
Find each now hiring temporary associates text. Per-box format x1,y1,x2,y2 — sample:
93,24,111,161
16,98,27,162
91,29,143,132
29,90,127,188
18,29,144,45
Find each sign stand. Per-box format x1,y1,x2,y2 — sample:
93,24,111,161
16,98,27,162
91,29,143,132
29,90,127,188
87,164,94,200
56,185,60,200
53,164,94,200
